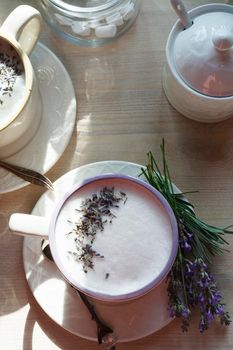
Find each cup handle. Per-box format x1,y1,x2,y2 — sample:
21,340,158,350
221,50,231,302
9,213,49,239
0,5,41,55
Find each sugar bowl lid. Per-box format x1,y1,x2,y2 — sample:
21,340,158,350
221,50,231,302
170,3,233,97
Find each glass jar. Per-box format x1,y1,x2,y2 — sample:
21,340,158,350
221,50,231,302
40,0,141,47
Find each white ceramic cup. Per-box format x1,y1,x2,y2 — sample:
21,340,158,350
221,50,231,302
9,174,178,303
163,3,233,123
0,5,42,158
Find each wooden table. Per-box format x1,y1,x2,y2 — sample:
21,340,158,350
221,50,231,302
1,0,233,349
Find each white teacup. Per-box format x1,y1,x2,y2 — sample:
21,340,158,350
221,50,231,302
0,5,42,158
9,174,178,303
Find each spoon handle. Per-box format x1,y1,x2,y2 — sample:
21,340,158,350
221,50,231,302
170,0,192,28
0,160,54,190
41,240,117,348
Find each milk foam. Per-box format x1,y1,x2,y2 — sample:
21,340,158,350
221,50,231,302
0,40,25,126
54,178,174,297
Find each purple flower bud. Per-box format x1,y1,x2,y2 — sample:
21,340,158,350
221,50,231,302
185,263,193,276
186,231,193,241
168,307,176,318
215,305,224,315
210,292,221,305
184,241,192,252
206,309,214,323
199,316,208,333
181,307,191,318
197,293,205,303
180,237,192,253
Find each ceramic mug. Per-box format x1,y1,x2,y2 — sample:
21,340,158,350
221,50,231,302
0,5,42,158
9,174,178,302
163,3,233,123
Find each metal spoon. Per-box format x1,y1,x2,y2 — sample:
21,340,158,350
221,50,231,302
0,160,54,190
41,240,117,349
170,0,193,29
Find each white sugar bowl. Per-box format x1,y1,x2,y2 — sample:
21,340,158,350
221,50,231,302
163,2,233,123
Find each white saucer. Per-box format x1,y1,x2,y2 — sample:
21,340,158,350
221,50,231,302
0,42,76,193
23,161,173,343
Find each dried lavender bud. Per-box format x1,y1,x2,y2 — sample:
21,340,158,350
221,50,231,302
67,187,127,273
0,49,23,104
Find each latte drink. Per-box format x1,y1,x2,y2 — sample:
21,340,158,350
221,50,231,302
0,39,25,128
53,177,176,301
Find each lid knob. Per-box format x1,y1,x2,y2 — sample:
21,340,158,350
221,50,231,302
212,28,233,51
171,7,233,97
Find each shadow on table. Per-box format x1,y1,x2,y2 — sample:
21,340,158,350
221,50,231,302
161,98,233,163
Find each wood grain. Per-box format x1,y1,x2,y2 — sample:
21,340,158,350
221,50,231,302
0,0,233,349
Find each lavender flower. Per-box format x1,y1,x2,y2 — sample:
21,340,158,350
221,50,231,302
167,253,191,332
179,221,193,253
168,256,231,332
142,144,232,333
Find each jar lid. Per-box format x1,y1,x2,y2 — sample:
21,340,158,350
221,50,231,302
49,0,120,12
172,5,233,97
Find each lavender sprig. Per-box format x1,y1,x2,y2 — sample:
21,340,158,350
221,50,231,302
141,140,232,332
